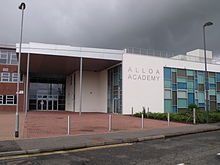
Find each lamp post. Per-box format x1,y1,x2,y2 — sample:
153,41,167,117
15,2,26,138
203,21,213,124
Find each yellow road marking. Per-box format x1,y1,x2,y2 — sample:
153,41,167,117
0,143,133,161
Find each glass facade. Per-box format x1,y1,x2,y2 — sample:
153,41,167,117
164,67,220,113
107,65,122,113
29,73,65,111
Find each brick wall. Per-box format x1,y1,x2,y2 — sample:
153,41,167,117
0,64,25,112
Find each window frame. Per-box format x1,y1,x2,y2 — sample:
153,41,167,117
6,95,15,105
0,95,3,104
1,72,10,82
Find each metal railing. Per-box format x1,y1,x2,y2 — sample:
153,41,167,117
125,47,220,65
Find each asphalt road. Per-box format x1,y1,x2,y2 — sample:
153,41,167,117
1,131,220,165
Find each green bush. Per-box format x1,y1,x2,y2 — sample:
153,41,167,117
134,110,220,124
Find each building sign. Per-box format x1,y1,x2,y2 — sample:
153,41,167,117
127,67,160,81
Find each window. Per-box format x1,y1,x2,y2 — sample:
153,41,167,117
0,52,7,64
1,72,10,82
177,69,186,77
164,90,172,99
12,73,18,82
6,95,14,104
177,91,187,98
0,49,17,65
0,95,3,104
0,72,21,83
10,53,17,64
0,95,16,105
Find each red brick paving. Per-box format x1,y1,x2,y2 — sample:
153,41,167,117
23,111,190,139
0,110,25,140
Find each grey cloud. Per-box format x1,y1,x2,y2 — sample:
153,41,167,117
0,0,219,56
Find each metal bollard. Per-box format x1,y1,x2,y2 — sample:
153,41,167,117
193,108,196,124
15,111,19,138
141,113,144,129
67,115,70,135
167,112,170,126
131,107,133,115
109,114,112,131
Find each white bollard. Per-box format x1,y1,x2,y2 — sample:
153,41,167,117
141,113,144,129
67,115,70,135
109,114,112,131
193,108,196,124
167,112,170,126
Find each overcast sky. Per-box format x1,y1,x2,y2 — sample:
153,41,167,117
0,0,219,56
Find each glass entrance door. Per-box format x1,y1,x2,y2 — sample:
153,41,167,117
37,95,58,111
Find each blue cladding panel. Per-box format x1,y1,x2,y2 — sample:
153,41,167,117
172,84,177,90
173,106,177,113
217,93,220,103
187,70,194,76
198,75,204,84
198,92,205,103
178,82,187,89
210,84,216,88
199,103,205,107
178,99,187,108
164,80,172,88
164,100,172,113
164,68,172,80
188,93,194,104
198,71,205,75
217,73,220,82
195,79,198,90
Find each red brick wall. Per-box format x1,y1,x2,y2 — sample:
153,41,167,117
0,64,18,72
0,64,25,112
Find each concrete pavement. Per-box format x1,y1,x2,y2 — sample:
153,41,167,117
0,122,220,157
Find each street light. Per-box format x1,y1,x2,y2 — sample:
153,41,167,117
203,21,213,124
15,2,26,138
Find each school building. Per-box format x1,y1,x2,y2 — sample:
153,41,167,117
0,42,219,114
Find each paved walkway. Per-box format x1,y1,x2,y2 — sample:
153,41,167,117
22,111,189,139
0,123,220,156
0,111,25,140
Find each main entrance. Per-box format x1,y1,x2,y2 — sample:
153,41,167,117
28,73,66,111
37,95,58,111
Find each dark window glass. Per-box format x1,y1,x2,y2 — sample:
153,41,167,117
172,72,176,83
217,82,220,92
188,76,194,81
210,101,216,110
198,84,204,91
209,72,215,77
172,91,177,105
177,69,186,77
210,96,216,101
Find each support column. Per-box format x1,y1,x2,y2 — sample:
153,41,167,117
25,53,30,116
79,57,83,116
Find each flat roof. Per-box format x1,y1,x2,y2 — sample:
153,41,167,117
0,43,16,50
16,42,123,61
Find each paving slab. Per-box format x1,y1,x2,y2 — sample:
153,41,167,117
22,112,188,139
0,123,219,157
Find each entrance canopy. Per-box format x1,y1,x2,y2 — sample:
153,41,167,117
16,42,123,74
